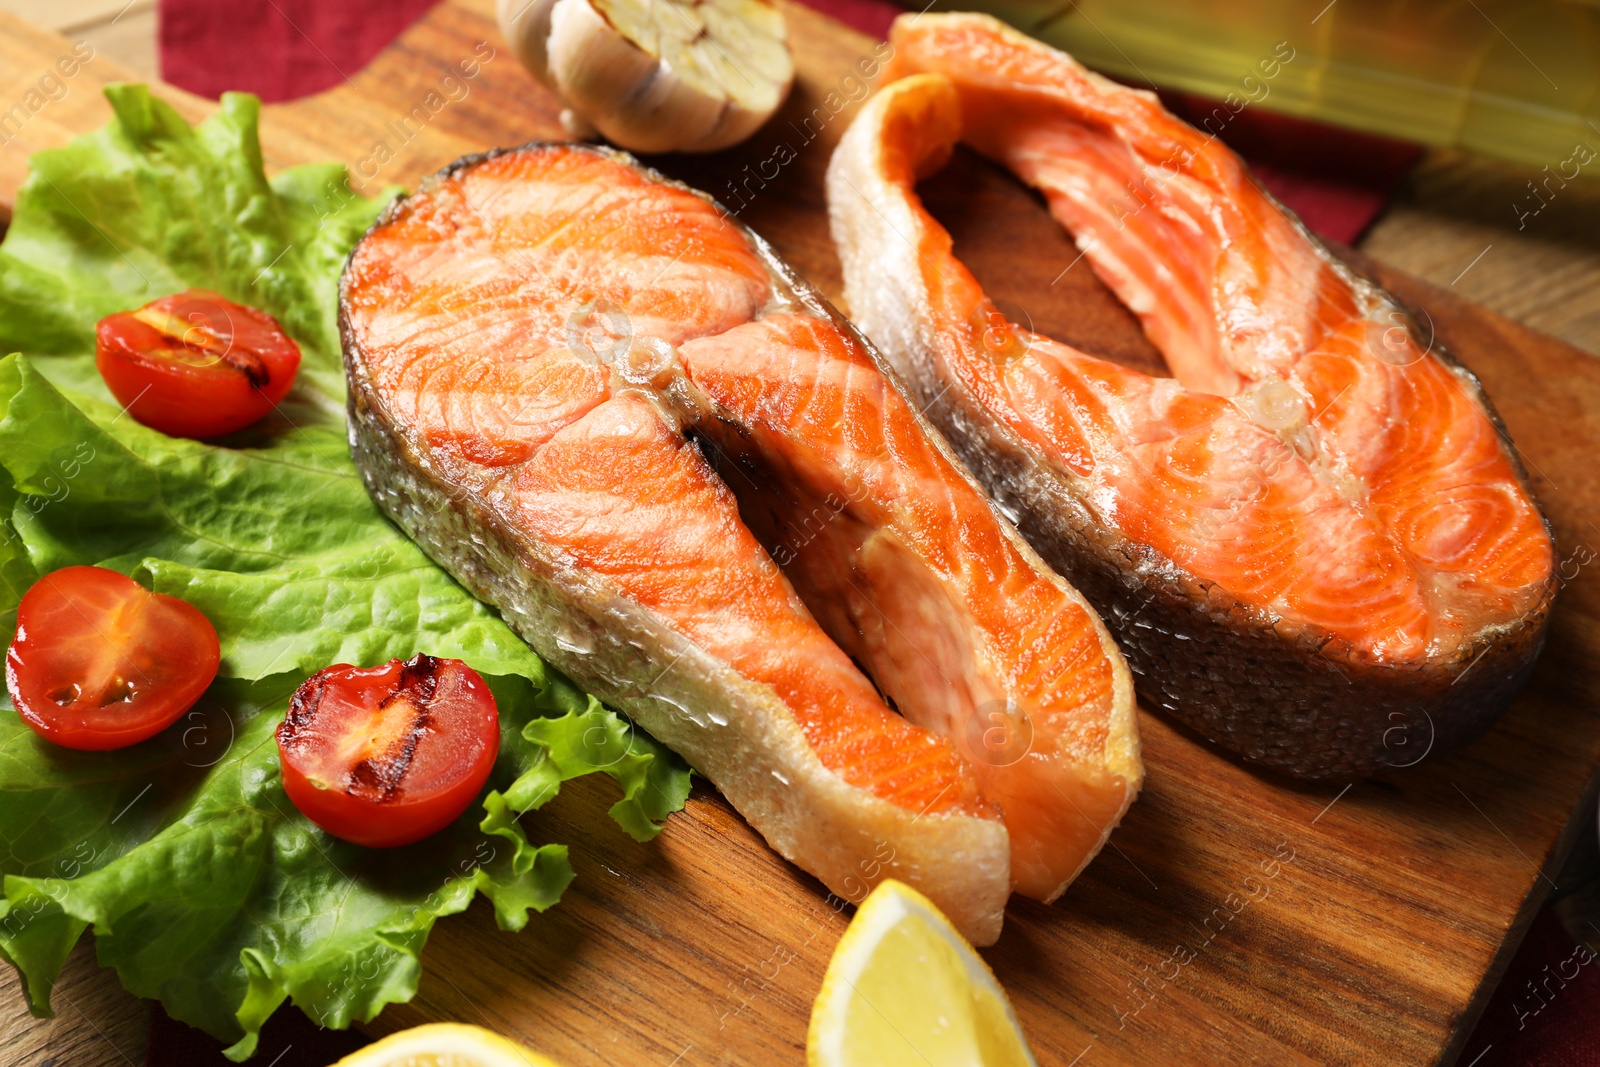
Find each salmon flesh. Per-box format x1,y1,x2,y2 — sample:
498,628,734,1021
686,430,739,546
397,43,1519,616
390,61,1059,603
338,143,1141,944
827,14,1556,780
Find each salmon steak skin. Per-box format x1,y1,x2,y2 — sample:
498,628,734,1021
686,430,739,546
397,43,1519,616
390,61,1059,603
337,142,1142,944
827,14,1556,780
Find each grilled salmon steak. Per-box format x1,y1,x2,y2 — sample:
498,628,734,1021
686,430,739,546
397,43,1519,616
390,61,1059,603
339,144,1140,943
827,14,1556,779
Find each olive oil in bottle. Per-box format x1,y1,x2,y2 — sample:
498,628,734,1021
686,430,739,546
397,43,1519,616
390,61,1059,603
958,0,1600,169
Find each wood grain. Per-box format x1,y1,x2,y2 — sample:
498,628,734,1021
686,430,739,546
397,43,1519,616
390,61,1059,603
0,936,148,1067
0,0,158,83
2,1,1600,1064
1364,149,1600,359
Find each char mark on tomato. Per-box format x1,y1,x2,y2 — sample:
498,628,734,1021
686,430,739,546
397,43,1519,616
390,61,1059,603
275,654,500,848
345,654,443,802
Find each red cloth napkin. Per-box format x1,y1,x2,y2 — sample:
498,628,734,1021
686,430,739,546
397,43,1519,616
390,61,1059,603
159,0,441,103
149,2,1534,1065
1465,902,1600,1067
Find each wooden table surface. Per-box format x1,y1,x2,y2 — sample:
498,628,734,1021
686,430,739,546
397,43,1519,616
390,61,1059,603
3,2,1600,1065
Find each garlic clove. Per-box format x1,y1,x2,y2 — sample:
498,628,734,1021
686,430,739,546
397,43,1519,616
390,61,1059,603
499,0,794,154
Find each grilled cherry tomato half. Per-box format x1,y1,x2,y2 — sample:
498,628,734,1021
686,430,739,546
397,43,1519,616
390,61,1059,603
96,288,301,439
276,655,500,848
6,565,221,751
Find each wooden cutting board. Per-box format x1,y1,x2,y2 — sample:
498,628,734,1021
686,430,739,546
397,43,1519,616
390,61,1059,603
4,2,1600,1064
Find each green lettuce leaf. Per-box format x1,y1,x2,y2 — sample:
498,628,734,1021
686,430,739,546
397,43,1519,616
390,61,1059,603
0,83,380,399
0,86,691,1059
0,355,546,679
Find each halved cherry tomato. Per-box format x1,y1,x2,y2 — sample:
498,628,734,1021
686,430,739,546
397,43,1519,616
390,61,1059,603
6,565,221,751
96,288,302,439
276,655,500,848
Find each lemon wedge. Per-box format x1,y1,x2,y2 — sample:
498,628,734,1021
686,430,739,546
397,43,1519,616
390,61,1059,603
330,1023,564,1067
807,880,1039,1067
